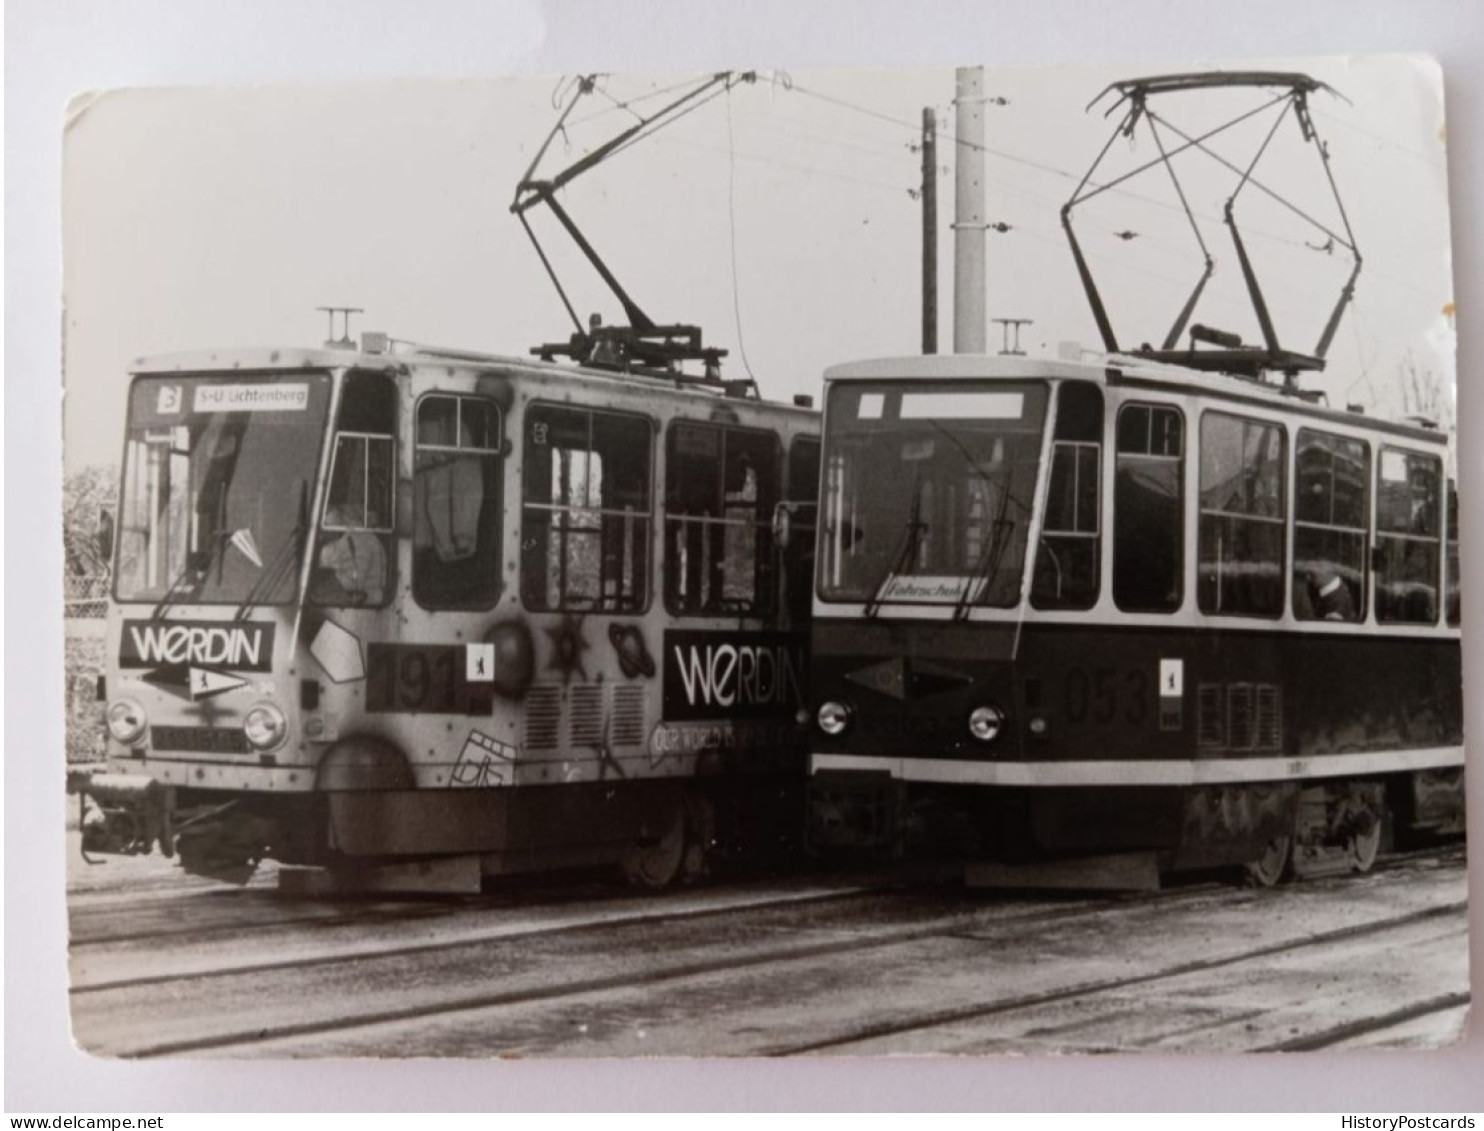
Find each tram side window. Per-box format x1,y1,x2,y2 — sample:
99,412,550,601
520,405,652,612
665,422,780,616
1446,481,1461,627
310,371,396,607
413,394,502,609
1032,382,1102,610
1114,403,1184,612
1198,413,1286,617
1292,430,1368,623
1375,448,1442,624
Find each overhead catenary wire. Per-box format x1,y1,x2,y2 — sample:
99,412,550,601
565,74,727,129
725,91,760,390
575,76,1351,264
792,82,1319,251
736,76,1409,356
649,133,913,196
1345,293,1383,407
526,71,1426,397
792,80,1444,302
594,81,741,170
595,83,646,125
803,82,1342,256
1311,105,1442,167
709,79,1360,325
729,102,925,163
1008,212,1368,350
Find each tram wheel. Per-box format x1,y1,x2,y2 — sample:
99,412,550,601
1348,820,1382,874
1243,835,1291,888
621,804,690,890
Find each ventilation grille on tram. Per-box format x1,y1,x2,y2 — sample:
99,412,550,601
523,682,650,752
524,686,563,750
1198,682,1282,752
1254,685,1282,750
611,684,647,747
570,685,604,747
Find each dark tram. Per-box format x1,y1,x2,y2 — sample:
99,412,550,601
806,351,1463,886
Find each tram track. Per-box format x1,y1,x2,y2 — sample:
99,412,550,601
67,867,883,949
1258,990,1472,1052
68,875,658,948
760,899,1468,1054
68,840,1463,952
69,845,1460,986
83,877,1251,1057
80,854,1459,1058
70,900,454,950
71,881,917,994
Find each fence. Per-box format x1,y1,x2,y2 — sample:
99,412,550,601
64,571,111,619
64,574,109,762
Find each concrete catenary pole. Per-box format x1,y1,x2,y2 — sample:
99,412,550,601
922,107,938,355
953,66,987,354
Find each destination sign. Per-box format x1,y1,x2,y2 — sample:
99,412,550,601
194,383,309,413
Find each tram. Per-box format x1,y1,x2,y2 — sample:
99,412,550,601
805,349,1464,885
73,334,819,890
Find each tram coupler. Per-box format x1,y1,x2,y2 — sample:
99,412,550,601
66,769,174,862
173,804,274,886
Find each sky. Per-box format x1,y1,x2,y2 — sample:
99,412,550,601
61,54,1454,471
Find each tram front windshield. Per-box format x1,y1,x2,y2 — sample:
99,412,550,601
115,374,333,606
819,380,1048,607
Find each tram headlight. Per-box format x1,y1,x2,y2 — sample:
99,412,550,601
105,699,147,746
816,700,853,737
968,704,1005,743
244,703,289,751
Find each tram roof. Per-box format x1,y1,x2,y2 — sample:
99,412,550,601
128,343,818,418
823,352,1449,446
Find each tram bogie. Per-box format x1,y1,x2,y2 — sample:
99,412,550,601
805,353,1464,887
77,338,818,890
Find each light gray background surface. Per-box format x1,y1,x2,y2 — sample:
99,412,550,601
8,0,1483,1112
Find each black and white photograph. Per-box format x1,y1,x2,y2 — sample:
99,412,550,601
54,50,1467,1059
10,0,1484,1114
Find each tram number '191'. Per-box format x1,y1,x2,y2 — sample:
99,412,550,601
367,644,495,715
1063,666,1149,726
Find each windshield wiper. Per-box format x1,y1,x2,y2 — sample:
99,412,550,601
863,516,929,619
952,469,1018,621
150,550,211,620
952,517,1016,621
233,482,309,622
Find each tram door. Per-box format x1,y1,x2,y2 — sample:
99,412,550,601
782,436,821,627
309,371,399,609
659,422,808,757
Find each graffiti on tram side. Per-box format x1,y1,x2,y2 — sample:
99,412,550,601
662,630,806,721
449,729,516,787
648,717,803,766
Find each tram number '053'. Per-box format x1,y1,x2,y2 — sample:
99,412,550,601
1064,667,1149,726
367,644,495,715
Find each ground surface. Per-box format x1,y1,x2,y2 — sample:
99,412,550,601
65,836,1469,1058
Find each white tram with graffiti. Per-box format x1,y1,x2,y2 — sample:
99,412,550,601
75,335,819,889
